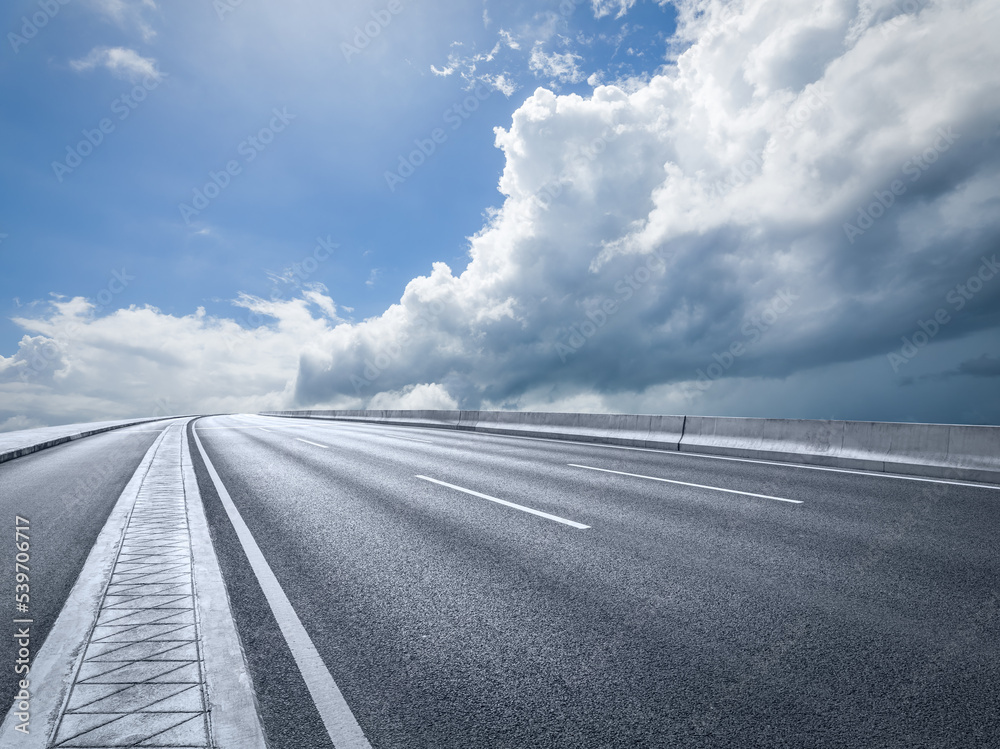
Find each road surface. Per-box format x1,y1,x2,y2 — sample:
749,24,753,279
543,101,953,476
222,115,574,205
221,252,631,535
191,414,1000,748
3,412,998,748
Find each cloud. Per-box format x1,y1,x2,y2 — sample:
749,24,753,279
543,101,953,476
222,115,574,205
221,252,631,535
954,354,1000,378
294,0,1000,413
431,31,522,92
902,353,1000,385
592,0,637,20
528,45,586,84
498,29,520,50
4,0,1000,427
88,0,158,41
0,294,347,427
485,74,517,97
70,47,163,83
369,383,459,410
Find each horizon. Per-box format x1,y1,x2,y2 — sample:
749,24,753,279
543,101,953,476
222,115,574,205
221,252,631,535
2,0,999,429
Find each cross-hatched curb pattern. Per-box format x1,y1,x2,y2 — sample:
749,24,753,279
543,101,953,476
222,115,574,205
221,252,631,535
49,426,212,748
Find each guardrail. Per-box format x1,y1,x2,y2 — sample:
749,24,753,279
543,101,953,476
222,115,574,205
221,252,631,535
260,409,1000,484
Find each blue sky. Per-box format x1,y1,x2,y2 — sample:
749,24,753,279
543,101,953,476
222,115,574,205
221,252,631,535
2,0,999,429
0,0,676,343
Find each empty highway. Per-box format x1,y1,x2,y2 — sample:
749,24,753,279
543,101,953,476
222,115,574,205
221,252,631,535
2,413,998,748
192,414,999,748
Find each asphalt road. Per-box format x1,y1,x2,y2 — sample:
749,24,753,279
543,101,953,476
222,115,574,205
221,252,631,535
0,418,187,709
190,414,1000,749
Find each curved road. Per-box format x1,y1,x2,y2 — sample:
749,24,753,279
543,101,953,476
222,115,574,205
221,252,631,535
189,414,1000,749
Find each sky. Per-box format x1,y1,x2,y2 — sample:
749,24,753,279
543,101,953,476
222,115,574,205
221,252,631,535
0,0,998,430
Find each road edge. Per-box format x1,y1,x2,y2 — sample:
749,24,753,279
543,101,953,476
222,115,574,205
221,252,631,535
0,416,199,466
0,422,168,746
183,419,268,749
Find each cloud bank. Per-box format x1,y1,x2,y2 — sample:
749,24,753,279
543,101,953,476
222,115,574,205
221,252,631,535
4,0,1000,427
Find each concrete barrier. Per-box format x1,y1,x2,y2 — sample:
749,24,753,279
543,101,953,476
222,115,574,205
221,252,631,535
477,411,686,448
0,415,193,465
677,416,1000,483
260,409,1000,484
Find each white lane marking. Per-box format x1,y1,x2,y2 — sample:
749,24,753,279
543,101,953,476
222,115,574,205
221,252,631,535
258,428,273,433
415,475,590,529
394,436,433,444
197,426,299,430
568,463,803,504
298,419,1000,492
296,438,329,449
192,427,372,749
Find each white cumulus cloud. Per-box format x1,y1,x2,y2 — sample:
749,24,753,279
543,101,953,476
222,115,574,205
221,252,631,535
5,0,1000,428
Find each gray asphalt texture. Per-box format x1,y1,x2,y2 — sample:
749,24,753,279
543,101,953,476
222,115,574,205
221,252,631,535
0,421,179,710
193,414,1000,749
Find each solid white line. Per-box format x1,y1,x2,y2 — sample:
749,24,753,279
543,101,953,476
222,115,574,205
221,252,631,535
193,426,372,749
258,427,273,433
181,424,268,748
415,475,590,529
568,463,803,504
196,426,299,430
394,436,433,444
297,438,329,449
197,426,271,430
